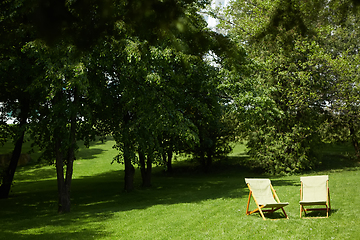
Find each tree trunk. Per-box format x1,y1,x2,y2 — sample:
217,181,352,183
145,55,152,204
123,140,135,192
206,145,215,171
200,150,207,172
349,122,360,159
166,150,173,173
139,151,152,187
55,136,74,213
55,88,77,214
123,112,135,192
206,153,212,171
139,150,146,184
124,152,135,192
0,129,25,199
162,152,167,171
0,100,29,199
146,153,152,186
55,137,70,213
139,150,152,187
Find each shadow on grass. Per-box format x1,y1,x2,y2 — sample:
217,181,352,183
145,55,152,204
301,208,337,218
77,136,114,150
76,136,115,160
76,148,106,160
1,142,355,239
0,171,122,239
0,160,251,239
12,165,56,181
260,211,289,220
318,142,360,171
318,153,359,171
0,208,112,240
71,163,250,211
271,179,299,187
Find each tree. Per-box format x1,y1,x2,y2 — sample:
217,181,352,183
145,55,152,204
0,2,46,198
108,42,228,187
317,15,360,158
23,40,96,213
219,0,341,173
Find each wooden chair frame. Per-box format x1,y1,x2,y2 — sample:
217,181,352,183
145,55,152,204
246,180,289,220
300,176,331,218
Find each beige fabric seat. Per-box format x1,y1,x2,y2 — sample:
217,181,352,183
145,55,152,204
300,175,331,218
245,178,289,220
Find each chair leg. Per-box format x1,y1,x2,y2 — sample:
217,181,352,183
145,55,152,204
246,192,251,215
326,205,329,218
281,207,289,219
300,205,303,218
258,206,266,220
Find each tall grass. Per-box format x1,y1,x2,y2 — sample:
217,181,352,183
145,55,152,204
0,138,359,239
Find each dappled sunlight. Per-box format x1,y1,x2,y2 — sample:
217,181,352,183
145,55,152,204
14,166,57,182
76,148,107,160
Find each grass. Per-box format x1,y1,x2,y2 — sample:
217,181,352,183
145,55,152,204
0,138,360,239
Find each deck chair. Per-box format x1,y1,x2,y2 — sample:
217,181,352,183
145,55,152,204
300,175,331,218
245,178,289,220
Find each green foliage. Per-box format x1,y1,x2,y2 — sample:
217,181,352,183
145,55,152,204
77,0,245,174
220,0,348,174
247,125,322,174
0,124,15,147
318,17,360,158
106,41,234,171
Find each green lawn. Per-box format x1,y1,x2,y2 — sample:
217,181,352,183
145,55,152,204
0,138,360,239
